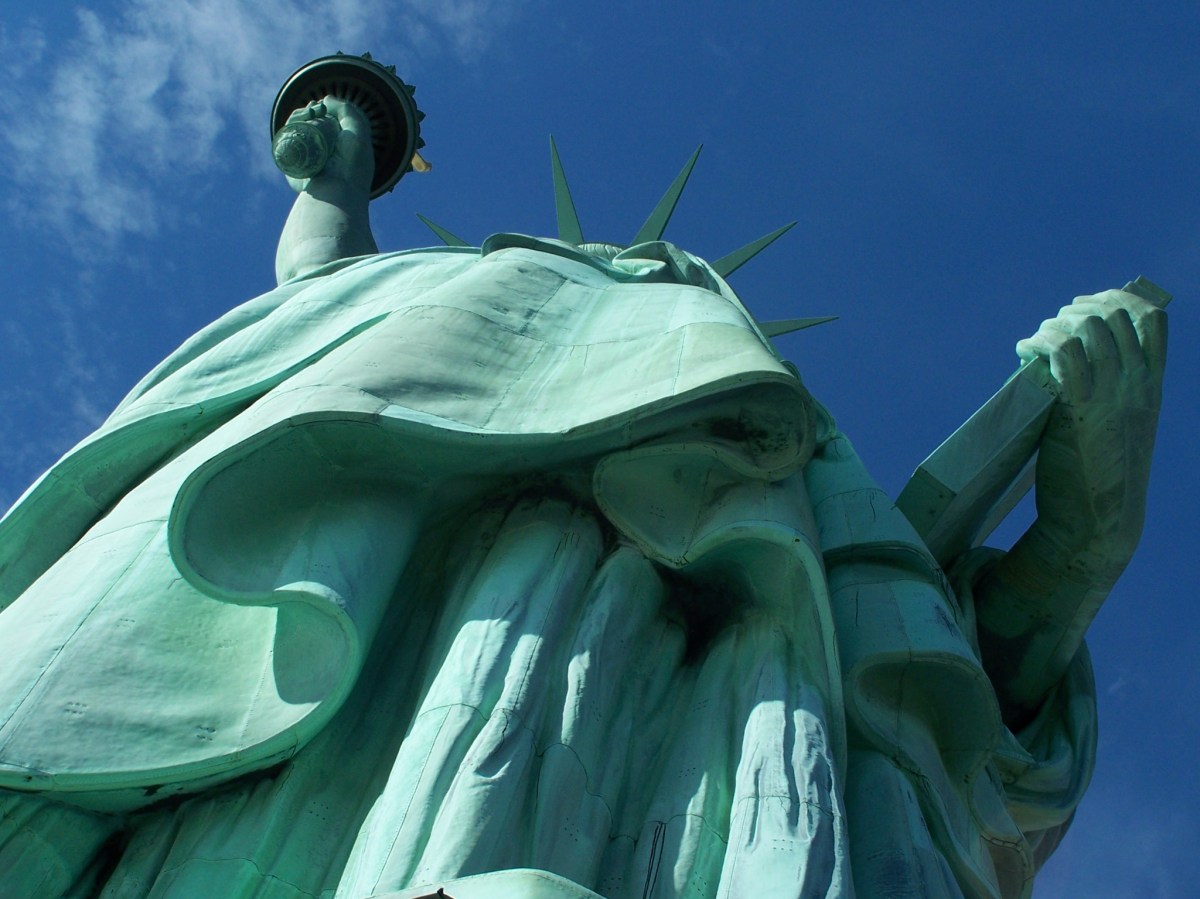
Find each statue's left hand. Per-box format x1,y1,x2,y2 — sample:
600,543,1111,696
1016,289,1167,583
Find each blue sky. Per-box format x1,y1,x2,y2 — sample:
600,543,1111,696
1,2,1197,895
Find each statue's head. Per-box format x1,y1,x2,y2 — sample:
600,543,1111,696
417,141,834,348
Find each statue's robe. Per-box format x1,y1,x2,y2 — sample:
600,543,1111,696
0,238,1095,898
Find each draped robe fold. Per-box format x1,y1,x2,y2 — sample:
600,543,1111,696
0,237,1095,898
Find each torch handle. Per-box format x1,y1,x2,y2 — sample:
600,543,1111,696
272,119,334,180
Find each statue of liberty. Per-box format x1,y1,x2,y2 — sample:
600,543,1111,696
0,54,1168,899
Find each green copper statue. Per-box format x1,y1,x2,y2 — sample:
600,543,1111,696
0,55,1168,899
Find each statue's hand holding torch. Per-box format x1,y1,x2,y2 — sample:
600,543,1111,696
272,96,376,195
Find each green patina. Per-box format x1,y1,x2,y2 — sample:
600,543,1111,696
0,56,1167,899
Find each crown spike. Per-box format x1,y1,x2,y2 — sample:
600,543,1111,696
549,136,584,244
416,213,468,247
631,145,702,245
712,222,796,278
759,316,838,337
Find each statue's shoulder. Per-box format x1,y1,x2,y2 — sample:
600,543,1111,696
114,248,478,417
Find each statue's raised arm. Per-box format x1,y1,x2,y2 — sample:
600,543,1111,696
273,96,379,284
973,288,1167,723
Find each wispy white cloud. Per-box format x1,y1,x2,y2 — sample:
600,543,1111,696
0,0,518,244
